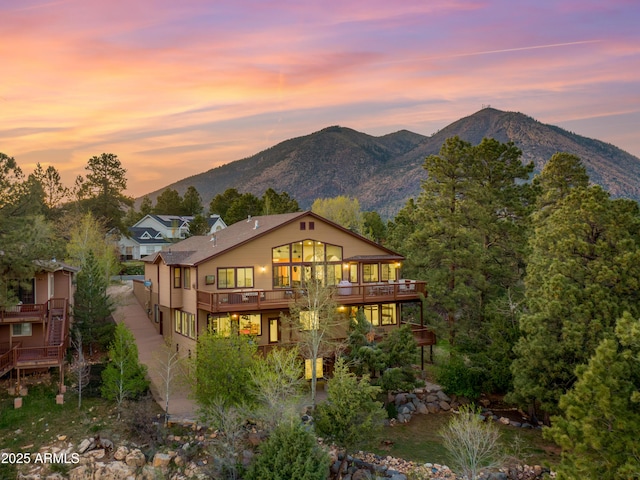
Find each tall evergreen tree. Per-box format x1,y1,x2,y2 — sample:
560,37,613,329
101,322,149,418
545,312,640,479
0,153,60,307
78,153,133,232
510,186,640,413
73,250,115,355
153,188,184,215
182,186,203,215
261,188,299,215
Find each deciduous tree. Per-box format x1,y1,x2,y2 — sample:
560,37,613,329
311,196,364,233
192,324,257,411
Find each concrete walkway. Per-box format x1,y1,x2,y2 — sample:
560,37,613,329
109,282,197,423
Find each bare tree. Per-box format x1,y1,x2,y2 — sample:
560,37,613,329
69,330,91,408
250,346,305,429
205,401,248,480
283,264,345,408
440,405,504,480
153,338,186,426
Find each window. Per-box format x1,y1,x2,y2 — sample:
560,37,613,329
381,264,398,281
272,240,343,288
12,323,32,337
273,265,290,288
309,221,315,230
348,263,358,283
300,221,306,230
239,314,261,335
381,304,396,325
207,314,261,336
362,305,379,326
363,264,379,283
237,268,253,288
174,310,196,339
173,268,182,288
183,267,191,289
300,310,319,330
217,267,254,289
269,318,279,343
361,304,396,326
205,274,216,285
272,245,290,263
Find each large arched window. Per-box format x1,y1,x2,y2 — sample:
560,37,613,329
272,240,343,288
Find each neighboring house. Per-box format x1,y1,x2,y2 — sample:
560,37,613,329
117,214,227,260
137,211,434,367
0,260,77,390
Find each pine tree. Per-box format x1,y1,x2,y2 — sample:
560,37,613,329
101,323,149,418
73,250,115,355
510,186,640,413
245,421,329,480
545,312,640,479
315,358,385,476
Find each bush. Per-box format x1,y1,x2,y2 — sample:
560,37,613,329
245,421,329,480
440,404,503,479
119,262,144,275
436,354,486,399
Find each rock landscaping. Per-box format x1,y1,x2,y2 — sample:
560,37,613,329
4,379,553,480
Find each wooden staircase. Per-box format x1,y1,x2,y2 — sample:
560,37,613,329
45,299,67,346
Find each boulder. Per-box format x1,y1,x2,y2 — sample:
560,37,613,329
113,446,129,461
439,401,451,411
125,449,146,467
416,402,428,415
77,439,92,454
152,452,172,469
436,390,451,403
394,393,407,405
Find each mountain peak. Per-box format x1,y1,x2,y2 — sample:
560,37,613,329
140,111,640,218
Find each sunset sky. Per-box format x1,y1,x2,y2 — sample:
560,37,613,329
2,0,639,198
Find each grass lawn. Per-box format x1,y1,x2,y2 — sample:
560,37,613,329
0,375,164,478
373,412,560,470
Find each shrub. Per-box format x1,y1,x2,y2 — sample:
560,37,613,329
440,404,503,479
436,354,485,399
245,421,329,480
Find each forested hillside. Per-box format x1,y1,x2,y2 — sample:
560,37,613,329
140,108,640,217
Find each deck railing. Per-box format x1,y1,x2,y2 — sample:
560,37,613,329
0,303,47,322
197,281,427,313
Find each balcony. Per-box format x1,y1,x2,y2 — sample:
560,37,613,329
0,303,47,323
197,280,426,314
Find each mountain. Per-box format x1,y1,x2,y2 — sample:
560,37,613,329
141,108,640,218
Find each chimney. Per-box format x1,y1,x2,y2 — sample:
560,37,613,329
247,215,252,222
254,220,259,229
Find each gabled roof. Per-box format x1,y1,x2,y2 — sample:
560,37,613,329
128,227,171,245
143,211,403,267
34,260,80,273
135,214,225,230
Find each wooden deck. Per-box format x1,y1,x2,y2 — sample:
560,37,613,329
0,299,69,377
197,281,427,314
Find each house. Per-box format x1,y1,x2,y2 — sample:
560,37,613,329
0,260,77,390
136,211,434,366
117,214,228,260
